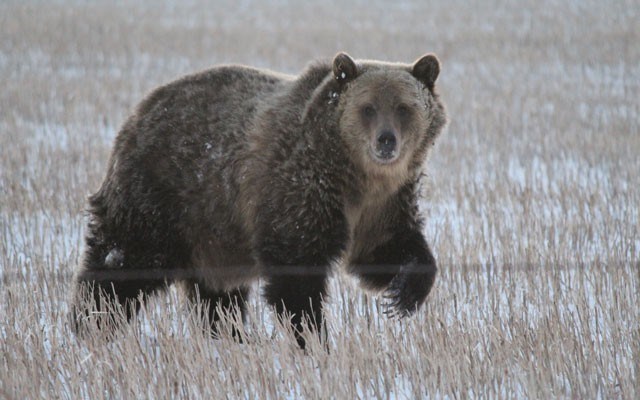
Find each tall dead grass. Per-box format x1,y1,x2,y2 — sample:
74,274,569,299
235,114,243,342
1,0,638,398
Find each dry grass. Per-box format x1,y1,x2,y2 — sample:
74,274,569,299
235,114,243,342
1,0,639,398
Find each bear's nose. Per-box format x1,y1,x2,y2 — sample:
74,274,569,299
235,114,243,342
376,130,397,159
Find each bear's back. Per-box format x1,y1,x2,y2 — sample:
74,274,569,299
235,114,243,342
110,65,291,196
91,66,292,267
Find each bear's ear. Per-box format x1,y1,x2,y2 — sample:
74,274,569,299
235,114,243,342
412,54,440,91
332,52,358,83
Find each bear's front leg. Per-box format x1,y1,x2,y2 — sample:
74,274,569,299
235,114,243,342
353,229,437,317
264,268,328,350
383,244,437,317
256,199,348,350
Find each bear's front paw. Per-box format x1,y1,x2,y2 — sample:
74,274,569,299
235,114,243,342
382,260,435,318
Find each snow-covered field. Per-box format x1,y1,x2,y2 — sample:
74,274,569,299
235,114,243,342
1,1,638,398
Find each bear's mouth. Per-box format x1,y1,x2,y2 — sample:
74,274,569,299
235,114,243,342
370,148,400,165
370,131,401,164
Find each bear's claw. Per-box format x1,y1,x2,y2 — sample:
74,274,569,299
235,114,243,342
382,261,431,318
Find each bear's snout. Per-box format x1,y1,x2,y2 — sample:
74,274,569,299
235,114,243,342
374,130,399,162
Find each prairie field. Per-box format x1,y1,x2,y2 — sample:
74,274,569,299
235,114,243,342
1,0,639,398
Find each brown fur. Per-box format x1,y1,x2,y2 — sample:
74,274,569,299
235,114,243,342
71,53,447,349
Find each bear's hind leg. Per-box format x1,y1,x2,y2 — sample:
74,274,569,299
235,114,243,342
185,282,249,340
71,247,169,336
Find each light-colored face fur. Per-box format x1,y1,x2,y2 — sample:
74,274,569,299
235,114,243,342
339,68,431,186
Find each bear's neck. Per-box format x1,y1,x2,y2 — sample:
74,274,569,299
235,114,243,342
344,157,412,232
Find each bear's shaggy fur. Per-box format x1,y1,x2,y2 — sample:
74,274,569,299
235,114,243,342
71,53,447,349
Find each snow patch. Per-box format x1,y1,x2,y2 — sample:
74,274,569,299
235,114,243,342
105,248,124,268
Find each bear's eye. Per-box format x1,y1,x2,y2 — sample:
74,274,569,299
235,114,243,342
361,105,376,119
396,104,413,119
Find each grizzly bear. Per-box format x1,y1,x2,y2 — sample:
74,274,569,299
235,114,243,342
71,52,447,349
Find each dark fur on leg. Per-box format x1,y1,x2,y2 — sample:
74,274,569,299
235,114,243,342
263,271,328,350
352,229,437,317
351,240,403,290
349,180,438,317
71,184,187,336
71,270,167,336
253,171,348,349
186,282,249,341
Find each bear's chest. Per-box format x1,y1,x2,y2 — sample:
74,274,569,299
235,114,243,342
343,192,394,265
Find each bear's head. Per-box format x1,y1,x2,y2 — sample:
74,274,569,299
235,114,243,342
333,52,446,180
